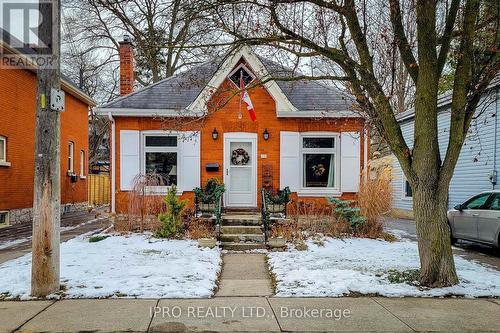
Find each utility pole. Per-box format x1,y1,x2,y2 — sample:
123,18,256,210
32,0,62,297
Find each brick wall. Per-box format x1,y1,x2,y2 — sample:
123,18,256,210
112,70,367,213
0,66,89,213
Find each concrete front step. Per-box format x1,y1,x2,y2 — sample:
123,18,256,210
220,242,267,251
221,226,263,234
221,215,262,226
221,233,265,243
221,219,263,226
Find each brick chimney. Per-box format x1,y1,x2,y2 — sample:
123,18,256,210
119,35,134,96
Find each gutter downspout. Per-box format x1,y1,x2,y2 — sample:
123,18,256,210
108,113,116,213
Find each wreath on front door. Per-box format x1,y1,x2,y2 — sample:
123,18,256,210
231,148,250,165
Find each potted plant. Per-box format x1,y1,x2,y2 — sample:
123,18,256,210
268,224,287,248
194,178,225,217
263,187,291,217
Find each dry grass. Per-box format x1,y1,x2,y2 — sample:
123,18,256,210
185,217,215,239
357,167,393,238
277,167,394,241
273,200,351,241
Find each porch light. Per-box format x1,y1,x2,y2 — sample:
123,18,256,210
263,128,270,141
212,128,219,140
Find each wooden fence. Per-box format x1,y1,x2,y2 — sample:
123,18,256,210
88,174,110,206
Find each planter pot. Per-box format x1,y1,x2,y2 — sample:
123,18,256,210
268,204,285,214
198,238,217,249
268,237,286,248
200,203,216,212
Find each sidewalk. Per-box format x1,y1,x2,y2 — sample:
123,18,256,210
1,297,498,332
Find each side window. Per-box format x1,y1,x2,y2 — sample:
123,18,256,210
404,180,413,198
68,141,74,173
463,193,491,209
486,193,500,211
80,150,85,178
0,136,6,162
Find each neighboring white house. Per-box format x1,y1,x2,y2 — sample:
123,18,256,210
390,85,499,217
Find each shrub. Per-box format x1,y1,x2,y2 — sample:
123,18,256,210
156,186,188,238
89,235,109,243
387,269,420,285
328,198,366,231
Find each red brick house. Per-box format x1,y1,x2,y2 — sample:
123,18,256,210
0,40,95,226
97,40,368,213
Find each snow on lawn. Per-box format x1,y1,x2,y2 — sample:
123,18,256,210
268,237,500,298
0,234,221,300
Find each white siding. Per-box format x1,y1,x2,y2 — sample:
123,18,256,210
392,93,499,211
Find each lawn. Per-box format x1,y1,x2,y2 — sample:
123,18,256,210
268,236,500,297
0,233,221,300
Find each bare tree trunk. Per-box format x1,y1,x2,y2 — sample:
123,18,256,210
413,181,458,287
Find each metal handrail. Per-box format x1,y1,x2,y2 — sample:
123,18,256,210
215,193,223,242
261,189,269,243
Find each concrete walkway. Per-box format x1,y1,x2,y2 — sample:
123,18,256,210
216,253,273,297
1,297,499,332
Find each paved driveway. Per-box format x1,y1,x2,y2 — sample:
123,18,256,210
385,218,500,270
0,209,110,264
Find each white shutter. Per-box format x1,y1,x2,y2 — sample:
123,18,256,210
180,131,201,192
280,131,300,191
120,130,140,191
341,132,361,192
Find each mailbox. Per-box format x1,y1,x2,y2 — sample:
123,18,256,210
206,163,219,172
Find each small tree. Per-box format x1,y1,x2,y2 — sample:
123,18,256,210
128,173,164,232
156,186,188,238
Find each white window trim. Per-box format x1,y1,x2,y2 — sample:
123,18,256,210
79,150,86,179
140,131,182,195
0,136,10,167
68,141,75,175
0,210,9,227
402,176,413,200
298,132,341,197
227,63,256,89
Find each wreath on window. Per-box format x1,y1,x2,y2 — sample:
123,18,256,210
231,148,250,165
312,163,326,177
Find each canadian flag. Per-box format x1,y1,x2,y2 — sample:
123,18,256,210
240,76,257,122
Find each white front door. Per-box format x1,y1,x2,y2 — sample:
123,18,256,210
224,133,257,207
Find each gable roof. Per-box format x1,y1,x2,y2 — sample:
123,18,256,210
0,29,96,107
97,46,356,118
